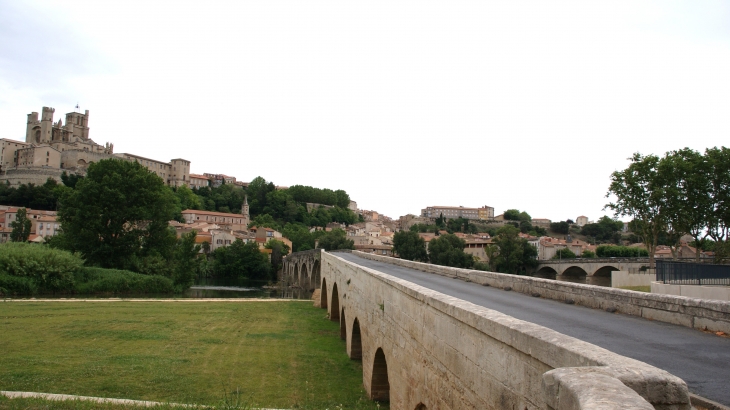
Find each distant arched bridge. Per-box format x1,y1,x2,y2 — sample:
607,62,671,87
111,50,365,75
534,258,651,277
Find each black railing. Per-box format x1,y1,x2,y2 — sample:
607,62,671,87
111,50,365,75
656,259,730,285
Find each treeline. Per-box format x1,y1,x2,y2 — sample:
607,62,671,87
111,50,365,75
394,225,537,275
607,147,730,264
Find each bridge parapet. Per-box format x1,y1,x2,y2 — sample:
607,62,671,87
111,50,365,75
311,251,690,409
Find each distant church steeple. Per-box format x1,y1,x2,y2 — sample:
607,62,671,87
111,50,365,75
242,195,250,225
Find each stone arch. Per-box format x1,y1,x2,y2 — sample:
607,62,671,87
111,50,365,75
320,278,328,309
350,318,362,360
561,266,588,277
298,263,306,287
415,404,427,410
330,283,340,322
593,265,620,277
370,347,390,402
311,260,320,290
77,159,87,168
534,266,558,279
340,307,346,340
33,127,41,143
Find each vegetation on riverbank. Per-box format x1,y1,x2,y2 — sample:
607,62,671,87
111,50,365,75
0,301,386,409
0,243,174,296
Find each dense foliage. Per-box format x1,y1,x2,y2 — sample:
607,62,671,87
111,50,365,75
551,248,577,260
392,230,428,262
606,147,730,265
595,245,649,258
9,207,32,242
492,225,538,274
427,234,474,268
0,243,174,296
316,229,355,251
212,239,272,280
580,216,624,244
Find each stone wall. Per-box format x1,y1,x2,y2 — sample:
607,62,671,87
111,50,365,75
321,252,690,410
651,281,730,302
352,252,730,334
611,270,655,288
1,167,66,185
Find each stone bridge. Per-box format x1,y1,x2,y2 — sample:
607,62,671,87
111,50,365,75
535,258,651,277
283,250,692,410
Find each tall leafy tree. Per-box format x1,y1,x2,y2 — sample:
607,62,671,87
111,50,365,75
212,239,272,280
10,208,32,242
660,148,711,260
393,230,428,262
58,159,179,269
427,234,473,268
316,229,354,251
705,147,730,261
605,153,668,269
493,225,537,274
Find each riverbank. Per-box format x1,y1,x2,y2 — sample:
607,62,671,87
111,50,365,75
0,301,385,409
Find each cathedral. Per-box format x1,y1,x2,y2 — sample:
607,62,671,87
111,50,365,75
0,106,191,187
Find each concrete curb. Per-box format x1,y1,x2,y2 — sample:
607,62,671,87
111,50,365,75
1,391,288,409
1,298,310,302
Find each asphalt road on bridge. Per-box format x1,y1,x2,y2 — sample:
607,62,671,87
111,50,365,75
335,253,730,406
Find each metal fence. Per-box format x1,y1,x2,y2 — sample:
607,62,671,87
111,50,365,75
656,259,730,285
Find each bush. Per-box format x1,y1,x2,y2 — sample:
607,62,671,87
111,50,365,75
0,274,38,296
595,245,649,257
73,267,175,294
0,243,82,292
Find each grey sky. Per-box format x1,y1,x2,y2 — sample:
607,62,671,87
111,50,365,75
1,1,729,222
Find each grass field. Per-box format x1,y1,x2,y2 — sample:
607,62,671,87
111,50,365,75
619,286,651,292
0,301,387,409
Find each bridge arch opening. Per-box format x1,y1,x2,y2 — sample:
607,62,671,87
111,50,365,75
350,318,362,360
593,265,620,277
370,348,390,402
320,278,328,309
299,263,306,287
330,283,340,322
311,260,320,290
340,308,346,340
534,267,558,279
562,266,588,276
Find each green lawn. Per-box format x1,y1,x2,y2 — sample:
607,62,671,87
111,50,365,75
619,286,651,292
0,301,386,409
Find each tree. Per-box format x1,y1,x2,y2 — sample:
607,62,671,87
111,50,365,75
606,153,668,269
550,221,570,235
503,209,521,221
427,234,473,268
552,248,577,260
705,147,730,262
393,231,428,262
580,216,624,243
10,208,32,242
57,159,179,269
212,239,272,280
581,250,596,258
266,239,291,276
492,225,537,274
660,148,712,261
171,231,202,288
316,229,354,251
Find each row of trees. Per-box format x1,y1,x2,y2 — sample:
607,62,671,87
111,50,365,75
606,147,730,266
393,225,537,274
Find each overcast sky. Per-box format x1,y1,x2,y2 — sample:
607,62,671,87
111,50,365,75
1,1,728,222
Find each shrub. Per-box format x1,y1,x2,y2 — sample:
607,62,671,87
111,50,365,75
595,245,649,257
0,243,82,292
0,274,38,296
73,267,175,294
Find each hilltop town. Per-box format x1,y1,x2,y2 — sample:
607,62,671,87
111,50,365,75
1,106,713,267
